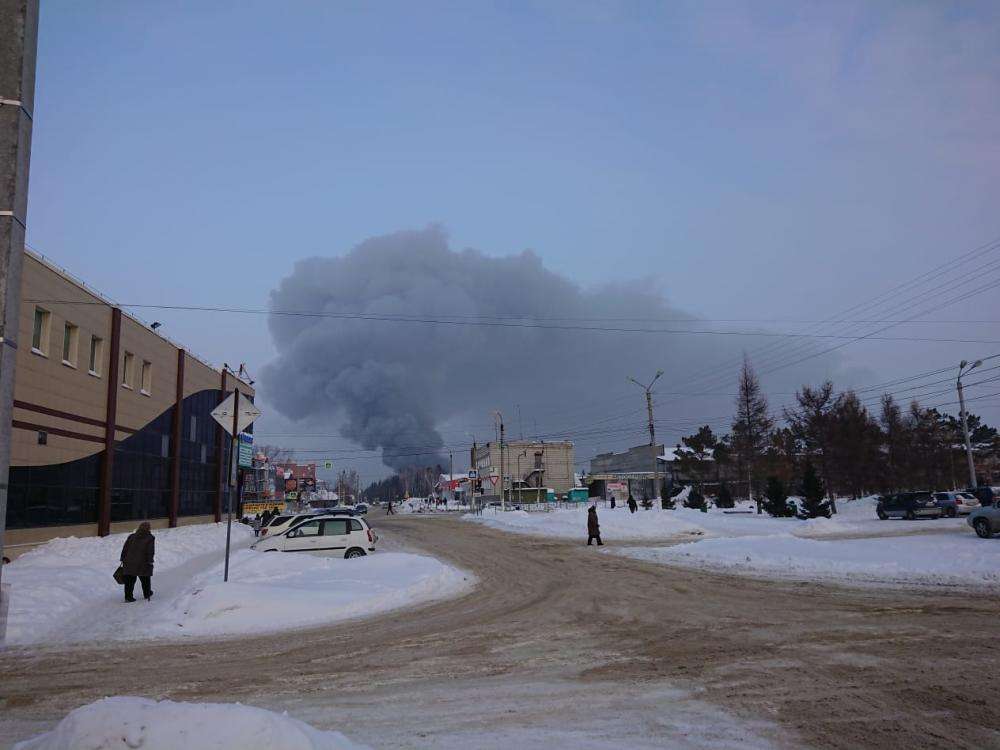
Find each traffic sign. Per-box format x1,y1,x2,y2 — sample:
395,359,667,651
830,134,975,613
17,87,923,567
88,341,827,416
238,432,253,468
488,473,500,486
468,469,478,479
324,461,333,470
211,391,261,435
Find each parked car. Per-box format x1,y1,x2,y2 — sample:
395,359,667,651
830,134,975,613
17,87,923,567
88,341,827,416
967,486,1000,507
251,514,378,556
932,491,981,517
354,503,369,515
259,512,322,538
876,492,942,520
967,499,1000,539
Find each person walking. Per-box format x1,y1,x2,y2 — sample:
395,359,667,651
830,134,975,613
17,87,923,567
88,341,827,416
610,494,616,509
119,521,155,602
627,493,638,514
587,505,603,546
386,499,396,515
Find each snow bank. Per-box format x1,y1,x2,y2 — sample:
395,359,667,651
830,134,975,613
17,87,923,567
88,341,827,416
466,507,705,540
13,696,369,750
4,523,473,647
155,551,473,639
619,533,1000,588
3,522,254,646
465,497,967,541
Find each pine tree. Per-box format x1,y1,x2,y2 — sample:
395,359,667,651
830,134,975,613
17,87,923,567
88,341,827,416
684,486,706,510
732,356,773,505
763,476,793,517
716,481,734,509
798,461,828,518
660,482,675,509
784,381,836,513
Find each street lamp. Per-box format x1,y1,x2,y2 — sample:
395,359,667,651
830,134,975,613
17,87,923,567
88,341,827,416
629,370,665,506
494,411,505,511
957,360,982,489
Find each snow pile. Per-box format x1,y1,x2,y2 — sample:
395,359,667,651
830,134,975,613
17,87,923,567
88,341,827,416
13,696,369,750
465,496,967,541
3,522,254,646
466,507,705,540
4,524,472,646
156,550,473,639
619,533,1000,588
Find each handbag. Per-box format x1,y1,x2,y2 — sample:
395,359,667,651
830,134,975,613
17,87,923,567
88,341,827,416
113,565,126,585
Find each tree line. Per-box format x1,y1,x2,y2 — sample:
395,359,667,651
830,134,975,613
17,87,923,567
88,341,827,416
674,356,997,508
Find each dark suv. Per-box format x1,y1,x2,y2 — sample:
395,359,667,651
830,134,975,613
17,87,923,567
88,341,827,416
876,492,943,520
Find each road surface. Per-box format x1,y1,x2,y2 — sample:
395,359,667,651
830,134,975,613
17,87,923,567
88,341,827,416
1,513,998,749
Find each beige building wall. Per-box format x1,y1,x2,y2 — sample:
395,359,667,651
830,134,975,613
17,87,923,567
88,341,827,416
473,441,576,493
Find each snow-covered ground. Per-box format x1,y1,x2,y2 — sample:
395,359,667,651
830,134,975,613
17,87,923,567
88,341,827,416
465,496,965,541
619,534,1000,588
13,697,369,750
3,522,473,647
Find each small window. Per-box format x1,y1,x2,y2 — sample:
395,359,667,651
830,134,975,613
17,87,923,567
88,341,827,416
88,336,103,376
140,360,152,395
31,307,50,355
349,519,364,532
289,520,321,537
161,434,170,458
121,351,134,388
200,444,207,464
37,430,48,445
62,323,79,366
321,519,349,536
534,452,543,469
190,415,197,441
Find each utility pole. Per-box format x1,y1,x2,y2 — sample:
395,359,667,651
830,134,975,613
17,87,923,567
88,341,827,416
957,359,981,489
494,411,505,511
0,0,38,623
629,370,664,507
449,450,453,506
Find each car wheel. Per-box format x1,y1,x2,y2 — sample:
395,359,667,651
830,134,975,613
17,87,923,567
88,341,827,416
345,548,367,558
974,519,994,539
877,509,888,520
905,510,916,520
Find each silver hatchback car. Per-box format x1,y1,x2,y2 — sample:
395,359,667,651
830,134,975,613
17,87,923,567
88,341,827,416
967,500,1000,539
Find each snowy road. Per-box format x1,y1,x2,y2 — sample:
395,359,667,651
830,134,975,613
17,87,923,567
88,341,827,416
2,512,999,749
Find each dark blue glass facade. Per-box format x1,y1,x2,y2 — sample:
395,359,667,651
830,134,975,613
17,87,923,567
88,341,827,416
6,388,235,529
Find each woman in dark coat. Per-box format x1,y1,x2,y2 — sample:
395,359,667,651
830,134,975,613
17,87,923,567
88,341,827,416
587,505,603,546
627,494,638,514
120,521,155,602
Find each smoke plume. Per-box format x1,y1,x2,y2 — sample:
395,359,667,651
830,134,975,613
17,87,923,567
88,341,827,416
262,227,841,470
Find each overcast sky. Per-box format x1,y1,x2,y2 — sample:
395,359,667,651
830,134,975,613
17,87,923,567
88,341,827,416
25,1,1000,482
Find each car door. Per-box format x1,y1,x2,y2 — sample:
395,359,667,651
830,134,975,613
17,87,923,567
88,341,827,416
348,518,367,548
282,518,323,551
316,518,351,553
883,494,900,517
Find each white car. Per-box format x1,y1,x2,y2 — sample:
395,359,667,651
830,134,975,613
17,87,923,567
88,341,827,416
252,514,377,557
933,491,981,517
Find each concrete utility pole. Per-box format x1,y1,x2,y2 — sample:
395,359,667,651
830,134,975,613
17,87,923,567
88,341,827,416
629,370,664,506
494,411,505,512
957,359,981,489
0,0,39,613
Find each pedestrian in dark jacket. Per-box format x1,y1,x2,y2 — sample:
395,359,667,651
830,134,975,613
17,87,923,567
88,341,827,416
587,505,603,546
386,499,396,515
120,521,155,602
627,494,638,514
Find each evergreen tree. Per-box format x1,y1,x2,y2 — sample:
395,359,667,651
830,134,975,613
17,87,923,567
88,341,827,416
716,481,734,509
763,476,794,517
798,461,828,518
732,356,773,504
660,482,675,509
784,381,836,512
684,486,706,510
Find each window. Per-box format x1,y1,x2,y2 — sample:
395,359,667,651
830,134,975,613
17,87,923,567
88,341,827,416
37,430,47,446
31,307,50,355
161,434,170,458
140,360,152,395
534,452,543,470
321,519,349,536
62,323,79,367
190,415,197,441
288,519,321,537
122,351,134,388
88,336,103,376
349,519,364,532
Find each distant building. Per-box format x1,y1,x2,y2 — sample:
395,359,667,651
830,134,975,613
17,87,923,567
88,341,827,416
6,249,253,550
587,443,665,501
472,440,575,494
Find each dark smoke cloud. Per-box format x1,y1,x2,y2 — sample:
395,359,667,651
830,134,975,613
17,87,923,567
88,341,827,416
262,227,845,470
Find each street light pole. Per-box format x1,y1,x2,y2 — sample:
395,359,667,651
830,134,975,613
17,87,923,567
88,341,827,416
494,411,505,511
629,370,664,507
957,359,981,489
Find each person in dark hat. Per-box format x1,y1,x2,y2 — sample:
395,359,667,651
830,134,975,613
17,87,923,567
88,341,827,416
119,521,155,602
587,505,603,546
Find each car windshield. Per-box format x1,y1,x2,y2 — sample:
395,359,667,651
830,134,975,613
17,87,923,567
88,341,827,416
958,493,977,500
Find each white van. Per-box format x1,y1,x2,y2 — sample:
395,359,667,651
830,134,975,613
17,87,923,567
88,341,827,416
251,514,377,557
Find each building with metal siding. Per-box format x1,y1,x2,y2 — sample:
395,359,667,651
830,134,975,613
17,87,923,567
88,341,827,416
5,250,253,552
